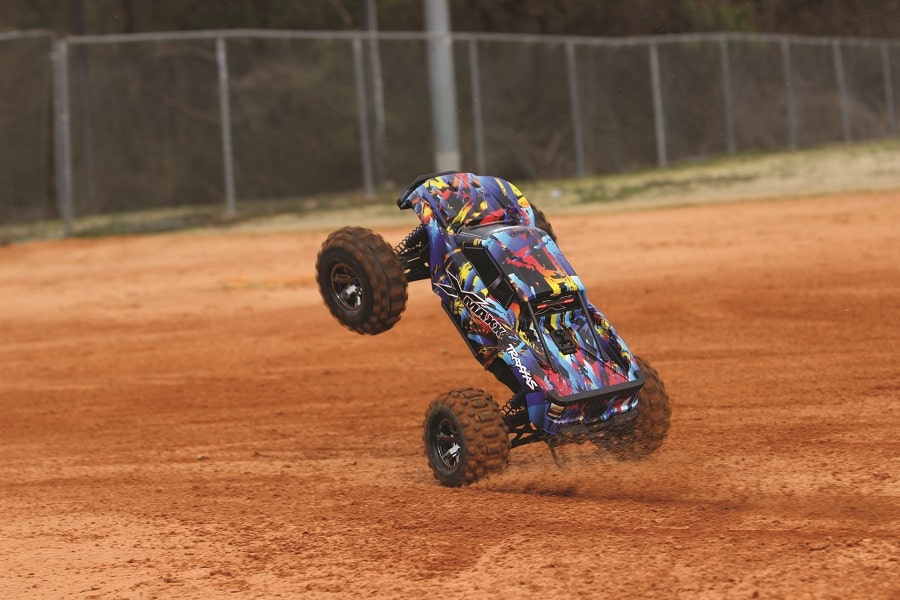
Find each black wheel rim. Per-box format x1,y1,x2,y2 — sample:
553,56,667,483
432,416,461,471
329,262,363,311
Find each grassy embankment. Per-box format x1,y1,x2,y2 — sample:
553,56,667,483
4,140,899,242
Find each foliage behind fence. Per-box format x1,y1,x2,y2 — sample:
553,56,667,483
0,30,897,233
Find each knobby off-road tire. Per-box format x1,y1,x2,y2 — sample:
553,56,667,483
530,202,558,243
316,226,408,335
604,356,671,460
423,388,510,487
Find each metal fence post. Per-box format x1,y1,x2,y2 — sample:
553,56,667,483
216,37,236,216
566,41,586,177
52,38,74,235
352,38,375,198
649,42,667,167
883,42,897,137
719,36,736,154
424,0,461,171
468,39,486,173
365,0,386,185
781,38,798,150
832,39,851,143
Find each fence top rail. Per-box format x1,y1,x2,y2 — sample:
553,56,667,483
60,28,900,47
0,29,55,42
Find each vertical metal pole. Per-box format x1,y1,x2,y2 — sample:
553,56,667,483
882,42,897,137
71,0,97,212
719,36,736,154
216,38,236,216
424,0,461,171
353,38,375,197
833,39,851,143
781,38,798,150
52,39,73,235
365,0,386,185
468,39,486,173
566,41,586,178
649,42,667,167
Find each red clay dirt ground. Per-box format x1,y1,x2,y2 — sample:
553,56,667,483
1,192,898,599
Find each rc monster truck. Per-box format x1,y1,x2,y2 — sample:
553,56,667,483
316,172,671,487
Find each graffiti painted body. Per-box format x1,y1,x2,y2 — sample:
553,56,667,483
398,172,644,436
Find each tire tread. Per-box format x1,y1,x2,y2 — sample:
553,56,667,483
423,387,510,486
316,226,407,335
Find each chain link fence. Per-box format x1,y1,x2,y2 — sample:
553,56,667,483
1,30,897,235
0,31,55,228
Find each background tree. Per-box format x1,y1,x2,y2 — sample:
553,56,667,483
1,1,900,37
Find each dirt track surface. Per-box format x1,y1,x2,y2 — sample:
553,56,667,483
1,192,898,599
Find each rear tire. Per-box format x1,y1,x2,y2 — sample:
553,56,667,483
316,226,407,335
530,202,557,243
602,357,671,460
423,388,510,487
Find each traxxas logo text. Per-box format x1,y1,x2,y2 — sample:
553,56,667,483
506,343,538,391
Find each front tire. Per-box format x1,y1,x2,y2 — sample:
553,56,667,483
316,226,407,335
423,388,510,487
